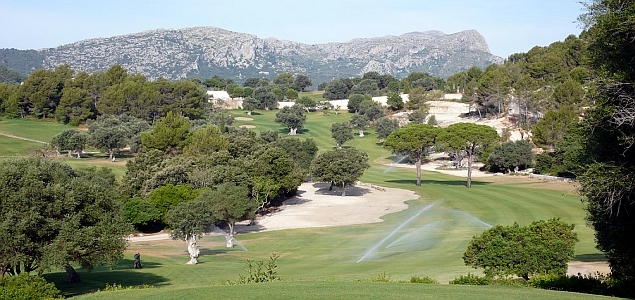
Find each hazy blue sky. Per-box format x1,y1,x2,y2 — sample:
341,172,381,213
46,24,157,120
1,0,585,57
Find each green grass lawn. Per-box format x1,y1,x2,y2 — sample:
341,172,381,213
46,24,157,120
0,134,44,156
74,281,614,300
3,113,612,299
0,117,74,142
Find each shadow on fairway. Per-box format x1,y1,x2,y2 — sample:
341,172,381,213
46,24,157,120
386,179,490,186
574,253,607,262
44,269,169,297
117,258,163,269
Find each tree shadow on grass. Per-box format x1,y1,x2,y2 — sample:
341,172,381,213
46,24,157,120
312,182,372,196
574,253,607,262
386,179,490,187
43,269,169,297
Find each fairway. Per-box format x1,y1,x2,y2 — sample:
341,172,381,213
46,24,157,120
3,113,607,298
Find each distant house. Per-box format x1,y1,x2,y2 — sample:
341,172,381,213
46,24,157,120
207,90,231,101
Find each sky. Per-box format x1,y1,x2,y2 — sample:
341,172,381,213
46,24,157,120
0,0,585,58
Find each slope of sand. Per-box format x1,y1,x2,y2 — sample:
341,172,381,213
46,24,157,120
234,182,418,233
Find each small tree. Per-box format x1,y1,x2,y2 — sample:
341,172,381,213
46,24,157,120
141,111,191,154
167,200,214,264
487,140,534,173
438,123,499,187
242,96,259,115
285,88,299,100
310,148,370,196
387,92,404,110
331,122,353,148
463,218,578,280
350,114,370,137
384,124,440,186
374,117,400,143
201,183,256,238
274,105,306,135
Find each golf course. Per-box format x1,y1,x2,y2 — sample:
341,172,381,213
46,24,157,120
0,111,613,299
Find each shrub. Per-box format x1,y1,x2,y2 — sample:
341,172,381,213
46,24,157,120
227,253,280,285
528,273,610,296
410,275,438,284
147,184,201,222
0,274,62,300
97,283,156,292
121,197,164,232
449,273,491,285
369,272,391,282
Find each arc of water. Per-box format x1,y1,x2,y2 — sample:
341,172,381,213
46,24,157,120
383,155,409,173
385,220,445,249
357,202,437,263
211,226,248,251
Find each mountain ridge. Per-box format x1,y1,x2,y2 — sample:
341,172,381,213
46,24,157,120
2,26,503,83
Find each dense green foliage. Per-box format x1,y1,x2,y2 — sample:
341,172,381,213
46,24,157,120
438,123,499,187
384,124,440,186
310,148,370,196
576,0,635,288
0,158,131,282
330,122,353,148
0,274,62,300
1,64,206,124
0,65,26,85
463,218,578,280
487,140,534,173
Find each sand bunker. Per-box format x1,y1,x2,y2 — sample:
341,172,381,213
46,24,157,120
235,117,254,121
239,125,256,129
235,182,418,233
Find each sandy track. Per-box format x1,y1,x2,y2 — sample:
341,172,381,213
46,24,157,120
0,131,48,144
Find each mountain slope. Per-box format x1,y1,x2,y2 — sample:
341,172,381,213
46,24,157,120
2,27,502,83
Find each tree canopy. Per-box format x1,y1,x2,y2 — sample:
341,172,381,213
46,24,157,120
0,158,131,282
330,122,353,148
384,124,440,186
463,218,578,280
310,148,370,196
275,105,306,135
438,123,499,187
576,0,635,285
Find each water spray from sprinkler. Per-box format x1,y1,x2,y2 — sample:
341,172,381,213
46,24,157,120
357,201,439,263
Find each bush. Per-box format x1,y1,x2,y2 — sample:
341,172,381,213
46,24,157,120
528,273,611,296
0,274,62,300
227,254,280,285
147,184,201,222
121,197,164,232
410,275,438,284
369,272,391,282
449,273,491,285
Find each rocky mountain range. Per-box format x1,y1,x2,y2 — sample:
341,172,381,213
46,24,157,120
1,27,503,83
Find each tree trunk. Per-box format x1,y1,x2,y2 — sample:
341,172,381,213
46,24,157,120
76,152,81,159
225,229,234,248
247,111,252,115
416,157,422,186
67,150,72,157
466,151,473,188
65,265,81,283
329,181,334,191
289,128,297,135
341,183,346,196
186,235,200,265
359,129,364,137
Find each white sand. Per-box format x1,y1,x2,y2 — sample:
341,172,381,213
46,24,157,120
129,182,418,242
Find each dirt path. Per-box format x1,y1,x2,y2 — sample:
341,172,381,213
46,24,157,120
0,131,48,144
